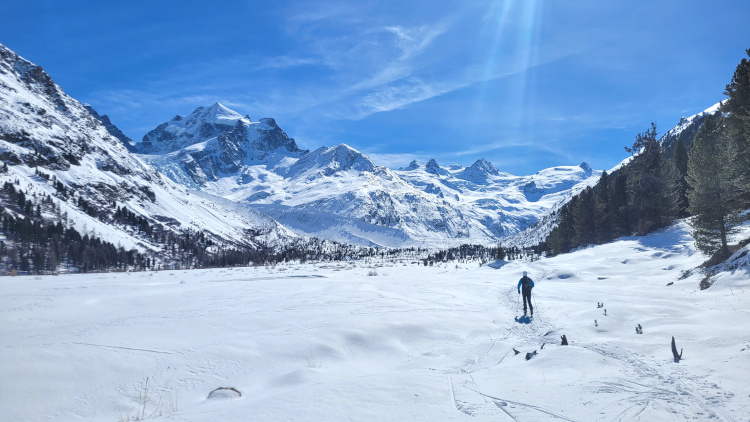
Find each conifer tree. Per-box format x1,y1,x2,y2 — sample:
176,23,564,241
625,123,664,235
657,153,683,223
594,171,613,243
687,114,742,258
549,200,575,255
611,172,629,236
672,139,690,217
572,187,595,247
722,49,750,205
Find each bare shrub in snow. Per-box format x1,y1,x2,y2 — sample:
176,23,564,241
119,377,178,421
304,349,322,368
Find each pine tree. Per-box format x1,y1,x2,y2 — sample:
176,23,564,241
625,123,664,235
722,49,750,206
572,187,595,247
496,246,506,261
657,153,682,223
548,201,574,255
594,171,613,243
611,171,629,236
672,139,690,217
686,114,742,258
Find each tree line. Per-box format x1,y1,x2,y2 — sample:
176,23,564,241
0,178,418,274
540,49,750,268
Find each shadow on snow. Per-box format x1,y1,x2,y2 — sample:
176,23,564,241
514,315,532,324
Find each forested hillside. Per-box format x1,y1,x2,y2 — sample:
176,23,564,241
542,50,750,274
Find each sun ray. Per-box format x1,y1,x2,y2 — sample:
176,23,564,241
473,0,544,139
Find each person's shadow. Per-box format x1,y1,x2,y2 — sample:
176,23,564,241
514,315,532,324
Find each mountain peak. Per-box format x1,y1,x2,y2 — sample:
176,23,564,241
404,160,420,171
425,158,446,175
286,143,375,179
139,103,248,154
191,102,244,126
459,158,499,183
470,158,499,174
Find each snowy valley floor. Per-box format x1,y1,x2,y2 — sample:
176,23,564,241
1,222,749,421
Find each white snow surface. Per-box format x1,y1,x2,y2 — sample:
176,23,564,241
2,221,748,421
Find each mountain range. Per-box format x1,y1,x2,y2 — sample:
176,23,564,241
124,101,603,247
0,43,293,257
0,42,717,255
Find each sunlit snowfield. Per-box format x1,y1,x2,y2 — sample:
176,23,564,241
2,222,748,421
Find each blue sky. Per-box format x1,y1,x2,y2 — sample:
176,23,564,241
2,0,749,175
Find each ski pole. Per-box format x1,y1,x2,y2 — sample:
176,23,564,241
532,290,538,316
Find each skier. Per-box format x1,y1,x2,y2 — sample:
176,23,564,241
517,271,534,316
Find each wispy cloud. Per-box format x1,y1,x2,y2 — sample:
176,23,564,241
383,23,448,60
253,55,319,71
362,151,427,169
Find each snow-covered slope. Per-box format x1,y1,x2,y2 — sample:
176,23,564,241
660,101,723,154
0,43,293,253
506,103,726,247
138,104,602,247
393,159,600,245
2,220,747,421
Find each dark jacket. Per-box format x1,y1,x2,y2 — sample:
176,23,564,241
517,276,534,294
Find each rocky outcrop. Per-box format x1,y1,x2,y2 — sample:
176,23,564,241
84,104,137,152
136,103,307,185
459,158,501,183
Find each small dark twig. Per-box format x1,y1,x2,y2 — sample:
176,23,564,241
671,337,683,363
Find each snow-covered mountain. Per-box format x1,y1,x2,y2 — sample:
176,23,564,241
0,43,293,257
660,101,723,155
134,103,307,187
2,42,730,254
136,103,602,247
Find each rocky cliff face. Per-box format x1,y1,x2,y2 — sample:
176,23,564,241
135,103,307,185
458,158,502,183
0,43,160,188
83,104,137,152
